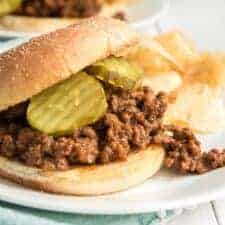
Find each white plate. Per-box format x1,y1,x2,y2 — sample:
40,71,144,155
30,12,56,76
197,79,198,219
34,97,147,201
0,132,224,215
1,0,225,215
0,0,170,38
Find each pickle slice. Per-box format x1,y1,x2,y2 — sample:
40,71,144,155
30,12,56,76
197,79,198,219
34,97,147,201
86,56,143,90
27,72,107,136
0,0,21,16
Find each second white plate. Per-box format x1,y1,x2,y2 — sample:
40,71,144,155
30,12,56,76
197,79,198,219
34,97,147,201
0,0,170,38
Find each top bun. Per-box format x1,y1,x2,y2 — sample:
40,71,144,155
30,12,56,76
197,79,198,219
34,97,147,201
0,17,138,111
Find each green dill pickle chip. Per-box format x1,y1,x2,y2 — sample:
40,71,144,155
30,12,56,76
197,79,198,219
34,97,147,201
27,72,107,136
0,0,21,16
86,56,143,90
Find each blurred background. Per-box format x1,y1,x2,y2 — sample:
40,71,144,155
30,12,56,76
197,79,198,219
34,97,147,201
158,0,225,51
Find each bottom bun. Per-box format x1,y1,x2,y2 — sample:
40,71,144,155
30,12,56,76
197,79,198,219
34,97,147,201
0,145,164,195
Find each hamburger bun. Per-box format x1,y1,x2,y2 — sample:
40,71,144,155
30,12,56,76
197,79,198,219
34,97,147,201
0,145,164,195
0,17,165,195
0,0,134,34
0,16,138,111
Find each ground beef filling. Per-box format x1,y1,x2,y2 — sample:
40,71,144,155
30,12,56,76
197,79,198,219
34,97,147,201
14,0,126,20
0,87,224,173
0,87,167,170
154,125,225,174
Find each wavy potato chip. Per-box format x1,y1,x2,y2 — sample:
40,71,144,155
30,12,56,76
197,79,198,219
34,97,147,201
185,53,225,87
126,37,182,75
97,30,225,133
164,83,225,133
155,30,201,71
140,72,182,93
215,53,225,63
128,31,225,133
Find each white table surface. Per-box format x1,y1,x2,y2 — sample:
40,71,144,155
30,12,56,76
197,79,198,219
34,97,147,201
152,0,225,224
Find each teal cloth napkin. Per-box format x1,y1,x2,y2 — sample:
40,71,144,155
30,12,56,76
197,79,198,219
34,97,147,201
0,37,178,225
0,201,177,225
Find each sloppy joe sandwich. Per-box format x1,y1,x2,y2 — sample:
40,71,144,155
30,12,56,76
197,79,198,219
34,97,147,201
0,17,166,195
0,0,134,33
0,17,224,196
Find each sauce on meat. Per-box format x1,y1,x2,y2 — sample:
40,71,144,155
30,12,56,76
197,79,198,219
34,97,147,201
0,86,224,173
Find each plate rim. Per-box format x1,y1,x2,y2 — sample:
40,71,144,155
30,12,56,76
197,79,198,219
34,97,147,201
0,168,225,215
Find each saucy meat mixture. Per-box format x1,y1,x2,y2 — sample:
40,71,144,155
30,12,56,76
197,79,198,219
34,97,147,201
14,0,126,20
15,0,103,17
0,86,224,173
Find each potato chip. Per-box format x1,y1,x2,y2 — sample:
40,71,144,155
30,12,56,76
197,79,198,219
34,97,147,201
128,31,225,133
164,83,225,133
185,53,225,87
127,37,182,75
155,30,201,71
215,53,225,63
141,72,182,93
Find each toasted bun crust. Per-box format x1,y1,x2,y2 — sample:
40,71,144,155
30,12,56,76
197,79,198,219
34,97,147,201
0,145,164,195
0,16,138,111
0,0,134,33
